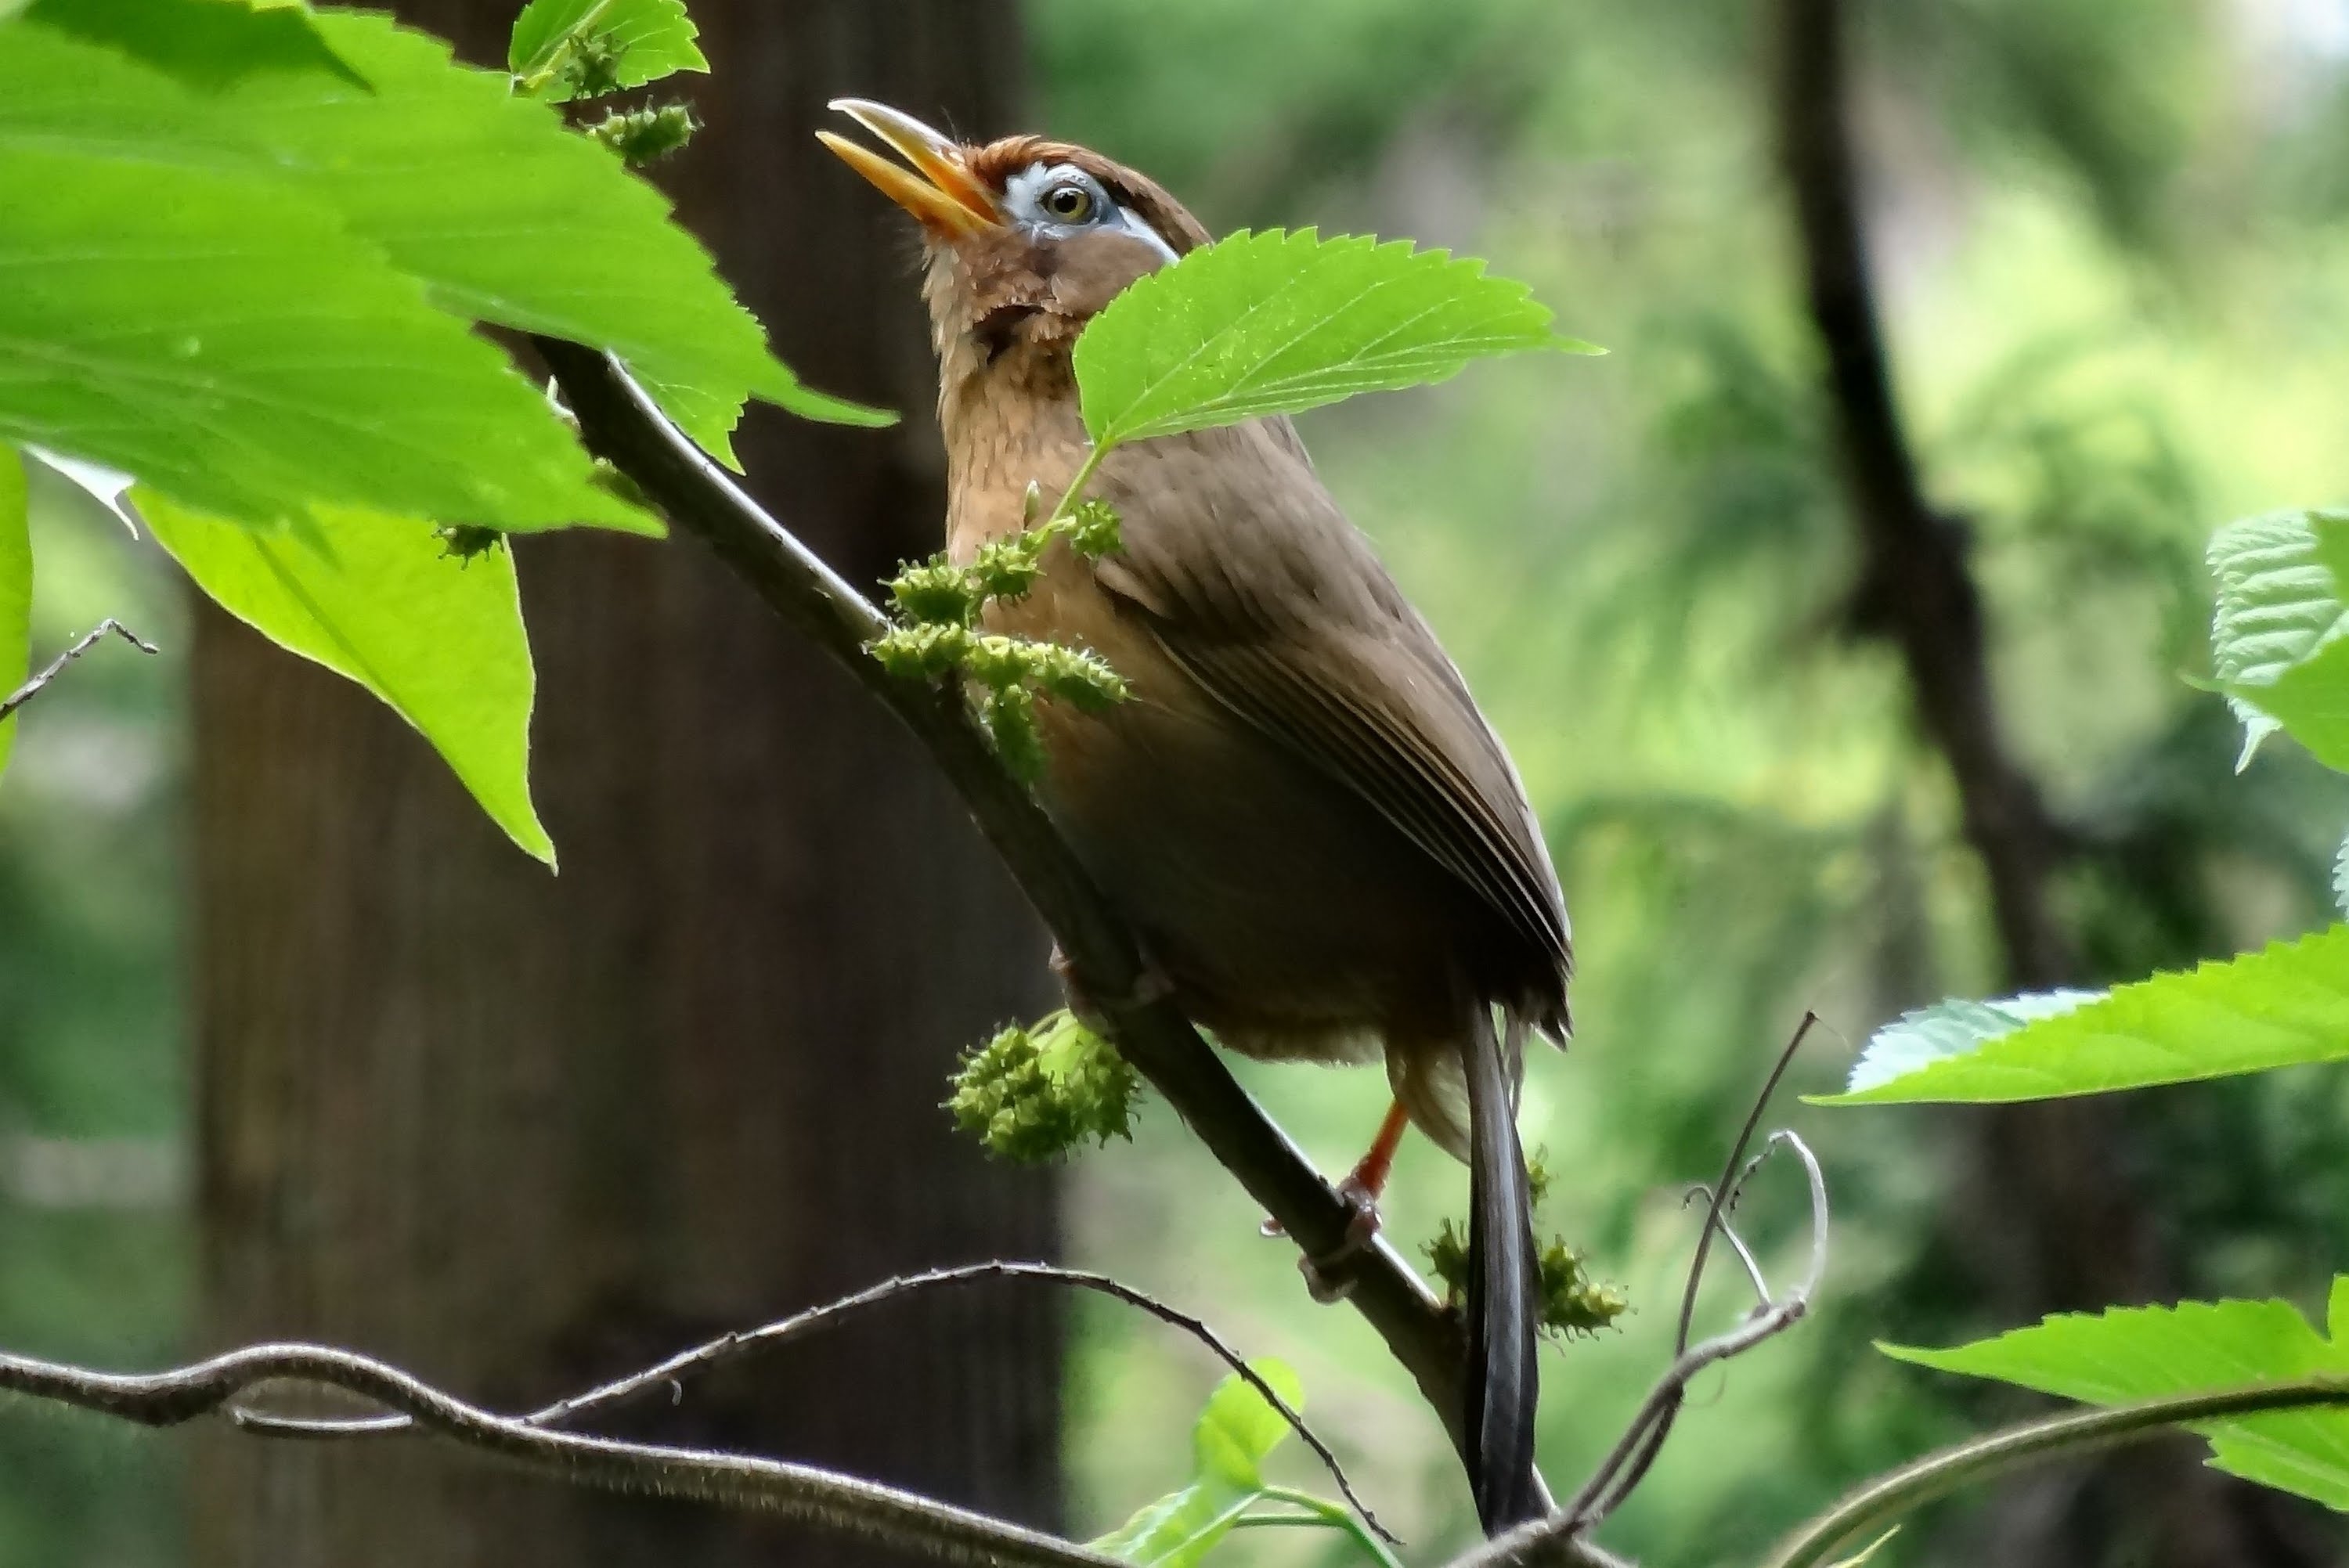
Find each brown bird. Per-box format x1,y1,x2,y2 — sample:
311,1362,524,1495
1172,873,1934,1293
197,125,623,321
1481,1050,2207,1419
823,100,1570,1533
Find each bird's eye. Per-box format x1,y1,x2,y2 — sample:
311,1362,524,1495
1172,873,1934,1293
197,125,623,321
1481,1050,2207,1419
1041,182,1095,223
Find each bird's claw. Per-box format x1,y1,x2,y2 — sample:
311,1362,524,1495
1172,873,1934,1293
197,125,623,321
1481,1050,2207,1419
1050,944,1171,1031
1294,1177,1384,1304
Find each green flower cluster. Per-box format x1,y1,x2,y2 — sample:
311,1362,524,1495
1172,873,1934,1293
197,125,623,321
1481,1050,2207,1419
587,103,698,166
1425,1149,1627,1339
947,1009,1144,1162
871,491,1129,779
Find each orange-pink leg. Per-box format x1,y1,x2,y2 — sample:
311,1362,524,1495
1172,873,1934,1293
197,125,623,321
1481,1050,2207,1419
1338,1097,1413,1207
1272,1098,1412,1303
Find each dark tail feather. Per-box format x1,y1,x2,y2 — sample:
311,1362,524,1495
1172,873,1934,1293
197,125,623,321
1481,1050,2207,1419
1460,1003,1541,1534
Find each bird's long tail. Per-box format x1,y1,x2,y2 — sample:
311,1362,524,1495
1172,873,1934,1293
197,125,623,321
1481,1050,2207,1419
1460,1002,1541,1534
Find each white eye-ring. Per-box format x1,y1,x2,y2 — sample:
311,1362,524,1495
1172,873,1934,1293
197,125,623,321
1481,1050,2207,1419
1005,162,1179,264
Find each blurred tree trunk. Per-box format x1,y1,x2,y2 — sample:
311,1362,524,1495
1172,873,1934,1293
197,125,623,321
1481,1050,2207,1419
1767,1,2333,1564
189,4,1054,1565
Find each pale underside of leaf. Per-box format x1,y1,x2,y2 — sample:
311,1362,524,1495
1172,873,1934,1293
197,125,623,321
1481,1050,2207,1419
141,492,554,864
1824,926,2349,1104
2208,509,2349,770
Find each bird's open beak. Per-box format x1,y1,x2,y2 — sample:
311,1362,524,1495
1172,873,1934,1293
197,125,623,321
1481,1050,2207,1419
819,99,1001,238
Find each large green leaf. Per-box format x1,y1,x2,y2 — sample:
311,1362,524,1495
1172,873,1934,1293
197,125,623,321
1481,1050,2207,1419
1821,926,2349,1104
509,0,705,101
0,26,645,534
2208,510,2349,773
23,0,365,88
288,13,880,456
1092,1361,1303,1567
1073,228,1597,449
27,8,882,462
143,492,554,863
1885,1293,2349,1509
0,449,29,783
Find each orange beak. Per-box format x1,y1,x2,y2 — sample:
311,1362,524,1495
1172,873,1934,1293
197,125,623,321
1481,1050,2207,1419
819,99,1001,238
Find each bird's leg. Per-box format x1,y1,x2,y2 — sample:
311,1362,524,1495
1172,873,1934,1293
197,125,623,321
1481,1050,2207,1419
1049,943,1171,1030
1283,1098,1412,1303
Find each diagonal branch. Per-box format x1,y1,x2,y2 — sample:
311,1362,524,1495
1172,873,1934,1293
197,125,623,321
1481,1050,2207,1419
0,1339,1115,1568
532,337,1607,1548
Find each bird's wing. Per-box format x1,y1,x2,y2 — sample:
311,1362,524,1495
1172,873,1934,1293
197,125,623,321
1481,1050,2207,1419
1088,420,1571,997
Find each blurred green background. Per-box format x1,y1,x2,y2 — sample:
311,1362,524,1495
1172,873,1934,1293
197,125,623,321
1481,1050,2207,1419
9,0,2349,1563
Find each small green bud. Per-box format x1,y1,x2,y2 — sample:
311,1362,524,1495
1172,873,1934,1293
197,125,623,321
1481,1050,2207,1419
1030,643,1130,710
1066,497,1124,558
1425,1221,1626,1339
1525,1148,1553,1212
435,524,507,564
560,31,626,99
889,557,980,626
969,533,1047,603
1021,479,1045,526
983,683,1046,779
587,103,698,165
870,622,972,680
1536,1240,1629,1337
1427,1218,1471,1299
589,456,651,510
946,1010,1141,1161
964,633,1042,692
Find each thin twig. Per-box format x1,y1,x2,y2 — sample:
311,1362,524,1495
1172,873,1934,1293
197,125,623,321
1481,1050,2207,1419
1755,1376,2349,1568
1561,1015,1814,1536
0,619,157,725
1676,1014,1815,1357
1452,1133,1829,1568
530,337,1587,1540
0,1340,1116,1568
1580,1134,1828,1527
1678,1191,1770,1306
231,1260,1396,1546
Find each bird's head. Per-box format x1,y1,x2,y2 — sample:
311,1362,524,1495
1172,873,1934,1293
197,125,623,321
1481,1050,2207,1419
820,99,1207,373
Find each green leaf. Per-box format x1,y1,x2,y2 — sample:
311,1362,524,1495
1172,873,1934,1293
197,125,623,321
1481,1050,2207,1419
251,13,883,454
1073,229,1597,449
22,0,365,89
509,0,706,101
1821,927,2349,1105
1192,1359,1303,1491
1838,989,2105,1095
1885,1296,2349,1509
1824,1529,1901,1568
2207,510,2349,772
142,492,554,863
0,26,646,534
1091,1362,1302,1567
0,449,29,783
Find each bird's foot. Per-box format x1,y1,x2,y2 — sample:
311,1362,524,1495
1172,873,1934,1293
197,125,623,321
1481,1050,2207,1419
1290,1176,1384,1304
1049,943,1171,1033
